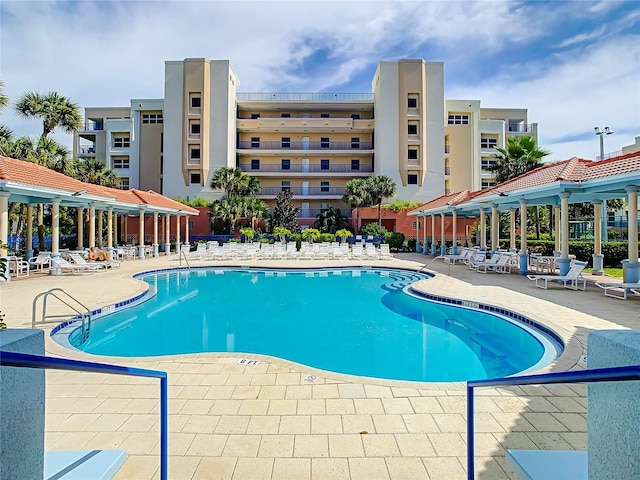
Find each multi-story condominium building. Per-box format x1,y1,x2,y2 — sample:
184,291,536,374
74,58,537,225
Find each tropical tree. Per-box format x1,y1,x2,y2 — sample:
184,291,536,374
210,167,260,196
314,207,349,233
365,175,397,227
490,136,550,184
14,91,81,141
343,177,371,233
241,196,268,230
210,196,243,234
271,189,300,233
0,81,8,111
73,158,119,187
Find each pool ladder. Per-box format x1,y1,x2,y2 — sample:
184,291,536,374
32,288,92,344
179,250,192,270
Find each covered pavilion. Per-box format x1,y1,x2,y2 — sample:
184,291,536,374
408,151,640,282
0,155,199,261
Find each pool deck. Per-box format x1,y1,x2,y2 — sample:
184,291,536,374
1,252,638,480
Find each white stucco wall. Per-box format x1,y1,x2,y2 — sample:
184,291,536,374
162,61,186,199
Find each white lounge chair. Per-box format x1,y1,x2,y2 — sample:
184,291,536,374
69,252,120,270
469,251,501,271
442,247,473,265
379,244,392,260
28,253,51,272
595,281,640,300
527,260,588,290
51,257,99,275
475,253,515,274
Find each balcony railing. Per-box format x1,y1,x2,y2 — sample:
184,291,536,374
239,164,373,174
78,146,96,155
507,124,534,133
445,144,450,154
236,92,374,102
258,187,346,196
268,208,352,218
238,141,373,150
80,121,104,132
238,113,373,120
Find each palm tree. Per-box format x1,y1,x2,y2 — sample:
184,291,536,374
242,196,268,230
210,167,248,196
490,136,550,184
0,81,8,111
314,207,349,233
14,91,82,141
342,178,371,232
365,175,397,227
237,175,261,197
73,158,119,187
210,195,245,234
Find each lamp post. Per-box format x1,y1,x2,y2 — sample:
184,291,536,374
594,126,614,160
594,127,614,242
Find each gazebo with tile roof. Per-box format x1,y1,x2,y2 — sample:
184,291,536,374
408,152,640,282
0,156,199,260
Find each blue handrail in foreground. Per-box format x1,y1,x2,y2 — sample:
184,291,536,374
0,351,169,480
466,365,640,480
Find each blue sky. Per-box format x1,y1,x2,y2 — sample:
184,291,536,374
1,0,638,162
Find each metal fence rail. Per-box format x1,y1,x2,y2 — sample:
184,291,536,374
0,351,169,480
466,365,640,479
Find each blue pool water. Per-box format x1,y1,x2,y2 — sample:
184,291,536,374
67,268,559,382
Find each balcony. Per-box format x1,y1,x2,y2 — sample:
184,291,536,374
507,124,534,133
237,140,373,151
236,92,374,102
238,113,373,120
269,208,352,219
79,121,104,132
237,116,374,133
239,163,373,174
257,187,346,197
78,146,96,155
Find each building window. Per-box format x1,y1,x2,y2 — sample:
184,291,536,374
351,137,360,149
481,159,497,169
321,159,330,170
412,221,421,229
281,137,291,148
408,174,418,185
119,177,130,190
481,137,498,149
448,114,469,125
320,137,330,148
251,113,260,119
251,159,260,170
251,137,260,148
351,159,360,171
281,181,290,192
321,181,330,193
482,181,497,189
142,113,163,124
190,95,201,109
112,157,130,169
351,114,360,120
190,147,201,161
407,96,418,109
281,159,290,170
281,113,291,118
190,172,201,184
113,136,130,148
408,148,418,160
320,113,330,118
190,122,200,136
408,123,418,135
320,203,329,212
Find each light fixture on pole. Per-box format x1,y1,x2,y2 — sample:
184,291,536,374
594,126,614,160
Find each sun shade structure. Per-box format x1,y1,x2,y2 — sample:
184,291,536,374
408,152,640,281
0,155,199,258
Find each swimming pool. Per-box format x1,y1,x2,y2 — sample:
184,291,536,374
63,268,561,382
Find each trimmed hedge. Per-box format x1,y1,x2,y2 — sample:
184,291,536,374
505,239,629,267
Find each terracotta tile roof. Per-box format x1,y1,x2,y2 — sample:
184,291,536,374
408,190,474,213
0,156,199,214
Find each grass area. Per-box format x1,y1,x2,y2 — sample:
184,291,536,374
585,267,623,277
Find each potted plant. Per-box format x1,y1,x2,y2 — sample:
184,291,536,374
0,241,9,284
273,226,291,243
301,228,321,244
335,229,352,244
239,227,255,243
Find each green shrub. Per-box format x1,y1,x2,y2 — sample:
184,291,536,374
318,233,335,243
602,242,628,267
289,233,302,251
228,238,240,243
385,232,405,251
407,239,417,251
360,223,387,237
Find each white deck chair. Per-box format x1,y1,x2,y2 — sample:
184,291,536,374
51,257,99,274
469,251,500,271
189,243,207,260
379,244,392,260
28,253,51,272
527,260,588,290
442,247,473,265
69,252,120,270
464,248,487,266
7,256,30,277
365,243,378,260
350,244,364,260
595,281,640,300
476,253,513,274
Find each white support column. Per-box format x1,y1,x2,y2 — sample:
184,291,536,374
107,207,114,260
176,215,181,248
113,212,118,246
97,210,103,247
430,214,436,255
89,205,96,248
509,209,516,250
440,213,445,246
592,200,604,275
26,204,34,258
185,215,190,245
123,214,128,244
627,187,638,264
479,208,486,249
153,212,159,257
51,199,60,255
554,206,561,252
452,209,458,254
491,204,499,251
518,199,528,275
415,217,420,252
0,192,9,257
164,214,171,255
138,209,146,259
77,208,84,249
560,193,570,258
422,214,427,254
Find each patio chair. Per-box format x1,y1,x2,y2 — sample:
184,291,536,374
51,257,99,275
379,244,392,260
69,252,120,270
527,260,588,290
7,256,30,278
442,247,473,265
28,253,51,272
475,253,514,274
469,251,500,271
595,281,640,300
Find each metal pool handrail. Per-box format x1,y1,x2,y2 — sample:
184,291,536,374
0,351,169,480
466,365,640,480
